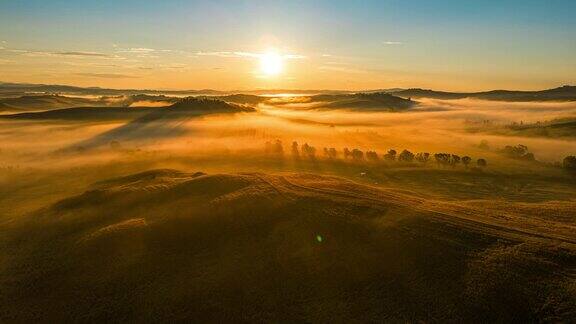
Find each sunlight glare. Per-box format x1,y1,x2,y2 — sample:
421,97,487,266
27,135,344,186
260,51,283,76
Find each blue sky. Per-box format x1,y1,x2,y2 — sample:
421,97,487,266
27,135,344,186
1,0,575,90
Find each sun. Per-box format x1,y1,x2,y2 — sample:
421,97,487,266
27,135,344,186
259,51,283,76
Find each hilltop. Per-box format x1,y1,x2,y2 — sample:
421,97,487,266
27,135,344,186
315,92,417,111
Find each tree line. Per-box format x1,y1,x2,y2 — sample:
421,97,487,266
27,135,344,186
265,140,488,168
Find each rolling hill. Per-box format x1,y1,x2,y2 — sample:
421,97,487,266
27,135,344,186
1,97,255,121
0,94,110,113
1,170,574,322
306,92,417,111
392,85,576,102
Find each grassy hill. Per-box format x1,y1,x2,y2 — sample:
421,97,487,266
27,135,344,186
1,97,255,121
1,169,574,322
306,92,417,111
0,94,109,113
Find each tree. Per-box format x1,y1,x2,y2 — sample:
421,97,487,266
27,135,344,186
366,150,379,161
343,148,352,159
434,153,451,166
416,152,430,163
462,156,472,167
274,139,284,154
301,143,316,159
563,156,576,172
328,148,338,159
477,158,487,168
384,149,397,161
291,141,299,157
398,149,415,162
501,144,535,161
351,149,364,160
478,140,490,150
451,154,461,167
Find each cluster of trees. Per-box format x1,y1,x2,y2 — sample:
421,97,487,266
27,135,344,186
265,140,487,168
500,144,535,161
432,153,480,167
264,140,284,154
343,148,365,160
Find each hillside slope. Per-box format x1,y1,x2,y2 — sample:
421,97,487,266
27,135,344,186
1,170,574,322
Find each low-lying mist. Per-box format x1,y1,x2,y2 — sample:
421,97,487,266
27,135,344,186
0,98,574,172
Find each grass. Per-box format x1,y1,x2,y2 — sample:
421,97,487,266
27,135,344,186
1,169,575,322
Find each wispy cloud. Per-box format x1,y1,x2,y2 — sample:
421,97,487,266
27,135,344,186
115,47,173,59
54,51,113,57
195,50,306,60
318,65,369,74
6,49,123,59
383,41,403,45
75,72,137,79
195,51,245,58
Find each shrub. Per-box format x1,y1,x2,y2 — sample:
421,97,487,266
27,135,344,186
563,156,576,172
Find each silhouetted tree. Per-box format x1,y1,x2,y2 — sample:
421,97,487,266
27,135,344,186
477,158,487,168
416,152,430,163
301,143,316,159
462,156,472,167
273,139,284,155
523,152,535,161
384,149,397,161
478,140,490,150
563,156,576,173
501,144,535,161
366,150,379,161
434,153,451,166
351,149,364,161
451,154,461,167
291,141,299,157
398,149,415,162
343,148,352,159
328,148,338,159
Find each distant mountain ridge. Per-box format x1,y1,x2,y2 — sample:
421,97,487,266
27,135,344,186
390,85,576,101
1,82,574,101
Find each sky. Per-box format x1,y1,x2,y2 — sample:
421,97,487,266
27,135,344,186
0,0,575,91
